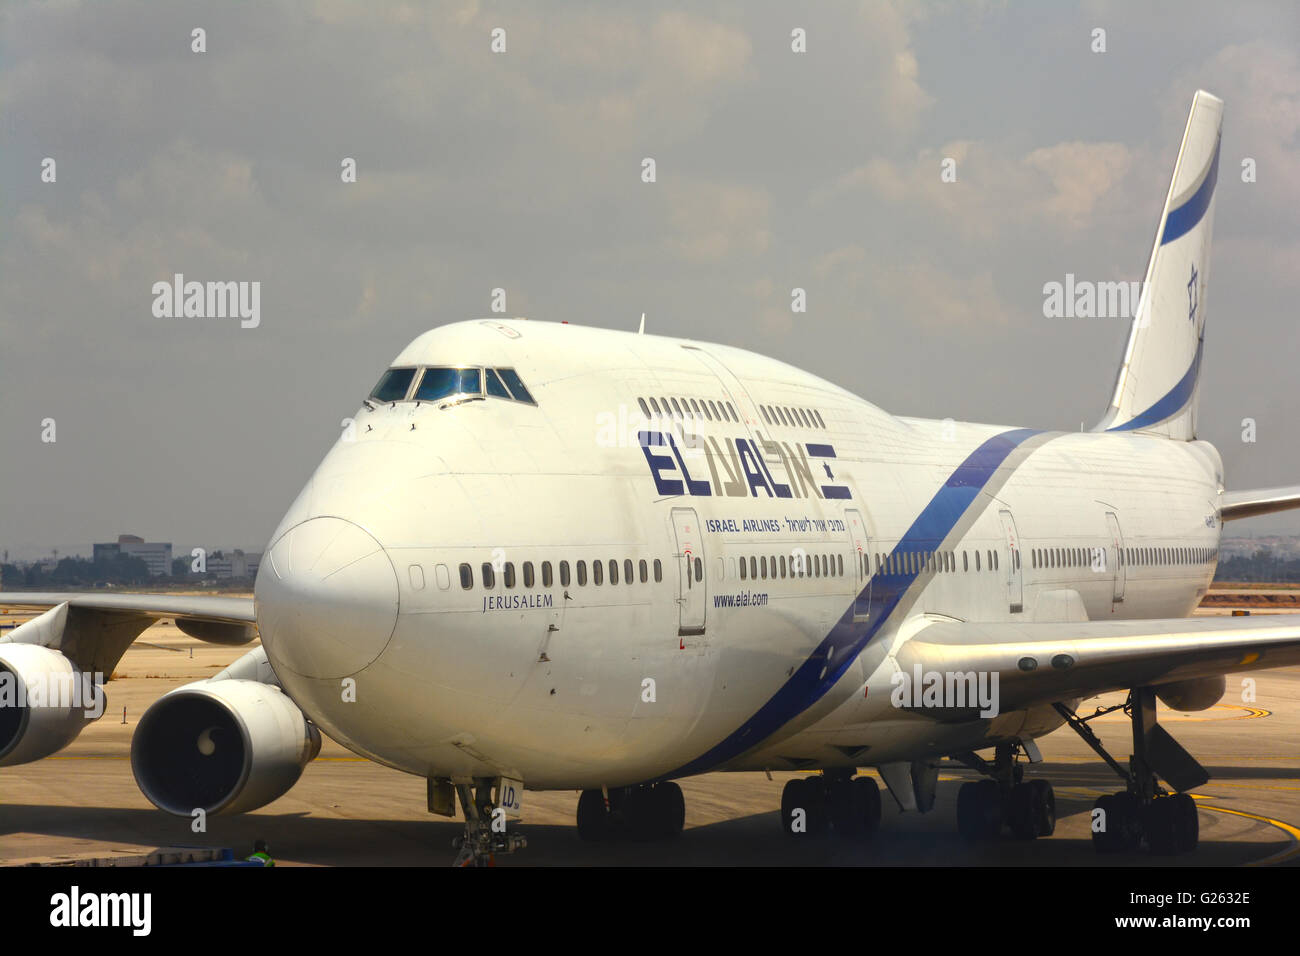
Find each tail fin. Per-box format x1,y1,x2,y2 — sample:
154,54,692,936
1096,90,1222,439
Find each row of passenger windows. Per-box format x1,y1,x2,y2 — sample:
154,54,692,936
637,395,738,425
1031,545,1218,569
459,558,666,590
1127,545,1217,566
871,549,1002,575
736,551,844,580
759,404,827,430
369,366,536,406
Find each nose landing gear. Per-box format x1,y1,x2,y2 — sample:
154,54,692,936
449,777,528,867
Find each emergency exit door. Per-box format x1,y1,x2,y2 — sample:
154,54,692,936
844,508,871,621
671,508,706,636
997,509,1024,614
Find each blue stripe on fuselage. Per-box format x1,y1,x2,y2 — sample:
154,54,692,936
661,427,1043,779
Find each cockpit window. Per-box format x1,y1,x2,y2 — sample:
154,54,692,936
496,368,536,405
370,367,417,402
365,364,535,408
414,367,482,402
484,368,512,399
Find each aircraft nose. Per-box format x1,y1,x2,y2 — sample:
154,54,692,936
255,516,399,680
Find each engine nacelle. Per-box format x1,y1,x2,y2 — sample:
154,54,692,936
0,644,105,767
131,678,320,815
1156,675,1226,712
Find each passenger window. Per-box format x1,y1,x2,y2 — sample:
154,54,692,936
707,400,720,420
435,564,450,589
523,562,534,588
593,560,604,585
761,556,768,578
725,402,738,421
481,562,495,589
577,561,587,586
608,559,618,585
740,557,747,580
560,561,570,586
694,557,703,582
750,556,758,579
639,559,648,583
702,402,714,421
495,368,536,405
689,398,701,417
542,561,553,587
625,559,634,584
369,367,417,402
504,562,516,588
781,555,787,577
654,559,662,582
761,406,773,424
415,367,482,402
637,397,650,418
649,397,662,415
459,563,473,589
670,398,683,417
974,551,980,571
837,554,844,576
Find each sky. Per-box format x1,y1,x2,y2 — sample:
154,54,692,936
3,0,1299,561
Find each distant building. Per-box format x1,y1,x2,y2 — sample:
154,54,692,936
94,534,173,577
203,548,262,579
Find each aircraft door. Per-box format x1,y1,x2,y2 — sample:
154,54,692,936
1105,511,1126,605
671,508,706,636
844,508,871,621
997,509,1024,614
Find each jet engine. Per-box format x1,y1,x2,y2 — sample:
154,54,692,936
131,676,320,815
0,644,105,767
1155,675,1226,712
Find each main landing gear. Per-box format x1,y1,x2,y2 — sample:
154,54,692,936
779,771,882,838
953,742,1057,842
448,777,528,867
1054,686,1206,855
576,782,686,842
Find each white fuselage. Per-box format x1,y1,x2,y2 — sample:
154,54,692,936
253,320,1223,790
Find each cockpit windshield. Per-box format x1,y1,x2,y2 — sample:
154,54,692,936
369,367,417,402
365,364,536,408
414,367,482,402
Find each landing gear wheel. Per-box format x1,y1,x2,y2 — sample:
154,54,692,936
1146,793,1198,855
957,779,1002,841
852,776,882,838
781,778,807,836
781,777,828,836
653,782,686,840
1030,779,1056,838
828,778,861,837
576,789,608,842
1092,791,1143,854
1171,792,1199,853
1008,780,1056,839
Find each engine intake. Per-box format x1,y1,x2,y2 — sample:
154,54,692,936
131,678,320,815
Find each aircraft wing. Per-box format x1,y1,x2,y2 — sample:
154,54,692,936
0,591,256,675
896,613,1300,714
1221,485,1300,521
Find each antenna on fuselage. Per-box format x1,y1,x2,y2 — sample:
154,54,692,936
638,312,646,334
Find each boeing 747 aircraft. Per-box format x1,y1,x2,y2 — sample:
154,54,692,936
5,90,1300,865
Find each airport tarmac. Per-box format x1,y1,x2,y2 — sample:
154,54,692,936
2,603,1298,866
